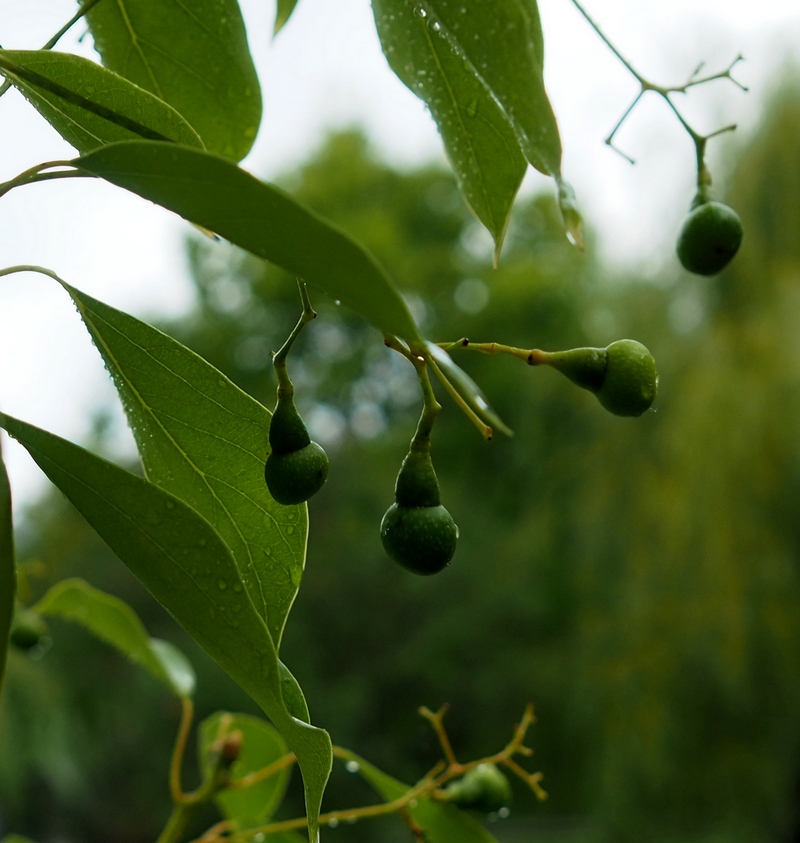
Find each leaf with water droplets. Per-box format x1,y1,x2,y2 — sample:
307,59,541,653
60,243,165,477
0,50,204,155
0,411,331,843
373,0,526,261
35,578,196,697
85,0,261,161
422,0,561,177
0,441,14,697
60,282,302,649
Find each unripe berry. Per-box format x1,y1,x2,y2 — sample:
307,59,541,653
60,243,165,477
264,394,329,505
380,446,458,575
439,763,512,813
677,199,743,276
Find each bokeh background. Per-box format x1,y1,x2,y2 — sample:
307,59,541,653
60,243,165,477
2,2,800,842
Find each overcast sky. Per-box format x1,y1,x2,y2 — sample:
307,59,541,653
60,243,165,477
1,0,799,506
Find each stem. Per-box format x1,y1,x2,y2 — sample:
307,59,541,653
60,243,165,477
169,697,194,803
0,162,87,201
569,0,745,170
271,279,316,397
226,752,296,790
419,705,459,767
43,0,106,50
0,264,70,284
424,352,492,441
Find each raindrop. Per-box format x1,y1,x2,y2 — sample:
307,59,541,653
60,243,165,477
345,760,360,773
428,19,441,32
327,818,339,828
498,806,511,819
413,4,427,18
217,579,228,591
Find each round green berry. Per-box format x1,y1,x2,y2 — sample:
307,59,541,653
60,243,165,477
677,200,743,276
596,339,658,417
380,503,458,575
264,441,329,505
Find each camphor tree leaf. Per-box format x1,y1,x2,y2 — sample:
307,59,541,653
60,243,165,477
341,751,502,843
0,50,203,155
34,577,196,697
0,439,15,696
86,0,261,161
198,712,291,828
274,0,301,35
372,0,526,261
73,141,423,344
60,282,304,648
421,0,562,178
0,413,331,843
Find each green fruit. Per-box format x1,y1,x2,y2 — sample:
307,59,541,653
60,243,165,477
264,393,329,505
534,340,657,417
380,503,458,575
677,199,743,276
380,444,457,575
440,763,512,813
596,339,658,417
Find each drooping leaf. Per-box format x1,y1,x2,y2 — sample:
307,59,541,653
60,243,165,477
0,413,331,842
341,750,502,843
198,712,291,827
0,50,203,154
73,141,423,344
34,577,196,697
274,0,300,35
381,0,561,179
372,0,526,260
61,282,305,648
0,440,15,696
85,0,261,161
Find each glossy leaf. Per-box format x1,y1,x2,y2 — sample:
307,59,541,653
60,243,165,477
0,441,14,696
74,141,422,343
199,712,290,827
34,577,196,697
0,413,331,842
0,50,203,154
61,282,305,648
372,0,526,260
389,0,560,178
85,0,261,161
274,0,300,35
343,751,501,843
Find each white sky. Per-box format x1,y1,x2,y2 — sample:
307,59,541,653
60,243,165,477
1,0,799,507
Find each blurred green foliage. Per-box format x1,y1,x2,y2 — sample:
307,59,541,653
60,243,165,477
3,83,800,843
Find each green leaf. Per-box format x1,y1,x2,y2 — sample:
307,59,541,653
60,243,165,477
372,0,526,260
0,440,15,697
342,751,502,843
60,282,305,648
0,413,331,842
199,712,290,827
0,50,203,154
34,578,196,697
274,0,300,35
398,0,561,178
73,141,423,344
86,0,261,161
